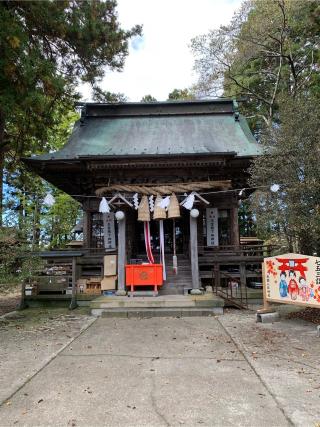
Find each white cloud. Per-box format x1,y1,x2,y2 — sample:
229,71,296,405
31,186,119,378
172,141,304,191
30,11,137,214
80,0,242,102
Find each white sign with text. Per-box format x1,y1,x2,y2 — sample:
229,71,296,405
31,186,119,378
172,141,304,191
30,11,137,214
103,213,116,249
206,208,219,247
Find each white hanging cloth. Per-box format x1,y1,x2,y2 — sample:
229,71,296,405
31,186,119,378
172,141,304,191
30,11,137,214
159,220,166,281
99,197,110,213
144,222,154,264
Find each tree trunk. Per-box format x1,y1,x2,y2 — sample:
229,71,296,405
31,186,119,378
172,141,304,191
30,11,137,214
0,109,5,227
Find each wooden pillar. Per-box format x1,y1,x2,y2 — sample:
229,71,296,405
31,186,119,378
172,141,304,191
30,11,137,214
240,261,246,293
190,210,202,295
230,206,240,246
83,210,90,248
69,256,78,310
197,208,204,255
116,211,127,296
214,263,220,290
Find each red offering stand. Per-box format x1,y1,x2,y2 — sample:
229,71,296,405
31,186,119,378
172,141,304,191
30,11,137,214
125,264,163,293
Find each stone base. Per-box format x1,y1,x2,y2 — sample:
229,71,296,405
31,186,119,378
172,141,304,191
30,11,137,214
115,289,127,296
190,289,203,295
256,312,280,323
128,291,158,297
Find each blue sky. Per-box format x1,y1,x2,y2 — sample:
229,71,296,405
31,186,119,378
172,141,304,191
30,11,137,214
80,0,242,102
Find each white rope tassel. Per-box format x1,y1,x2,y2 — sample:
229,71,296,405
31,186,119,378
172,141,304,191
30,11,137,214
99,197,110,213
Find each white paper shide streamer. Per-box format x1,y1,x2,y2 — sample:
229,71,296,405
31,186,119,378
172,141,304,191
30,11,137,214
133,193,139,210
99,197,110,213
159,195,170,210
181,193,195,210
148,195,155,212
43,193,55,207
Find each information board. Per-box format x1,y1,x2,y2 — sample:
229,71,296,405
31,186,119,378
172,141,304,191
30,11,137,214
263,253,320,308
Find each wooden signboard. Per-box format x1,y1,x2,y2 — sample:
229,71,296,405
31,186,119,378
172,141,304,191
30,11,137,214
206,208,219,247
103,213,116,250
263,253,320,308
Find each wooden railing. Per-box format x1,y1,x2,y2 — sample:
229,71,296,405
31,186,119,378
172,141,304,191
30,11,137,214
212,268,249,309
199,244,278,260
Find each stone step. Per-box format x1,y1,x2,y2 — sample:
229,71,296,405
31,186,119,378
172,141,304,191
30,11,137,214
90,295,224,317
95,307,223,318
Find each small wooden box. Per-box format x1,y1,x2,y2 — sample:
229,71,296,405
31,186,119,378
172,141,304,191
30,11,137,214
104,255,117,276
101,275,117,290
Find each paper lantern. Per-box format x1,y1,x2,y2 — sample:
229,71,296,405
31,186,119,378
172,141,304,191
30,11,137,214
190,208,200,218
168,193,180,219
138,195,150,222
153,194,166,220
115,210,125,221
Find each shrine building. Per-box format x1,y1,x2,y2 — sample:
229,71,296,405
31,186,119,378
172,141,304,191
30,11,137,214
23,99,267,310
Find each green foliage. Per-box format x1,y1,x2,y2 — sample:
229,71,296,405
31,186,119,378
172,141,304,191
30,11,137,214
0,0,142,227
4,109,81,249
192,0,320,253
0,0,141,154
250,96,320,254
92,86,127,103
43,192,81,248
168,88,195,100
0,227,44,283
141,94,157,102
0,227,19,280
238,201,256,237
191,0,320,131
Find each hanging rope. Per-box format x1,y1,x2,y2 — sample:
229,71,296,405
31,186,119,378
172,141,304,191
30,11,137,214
96,180,231,196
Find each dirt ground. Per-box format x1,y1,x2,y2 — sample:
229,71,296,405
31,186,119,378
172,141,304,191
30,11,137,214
0,283,21,316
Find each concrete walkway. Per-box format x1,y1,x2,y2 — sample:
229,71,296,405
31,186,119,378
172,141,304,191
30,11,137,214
0,312,319,426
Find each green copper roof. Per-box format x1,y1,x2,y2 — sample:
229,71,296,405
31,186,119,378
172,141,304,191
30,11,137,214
28,100,262,161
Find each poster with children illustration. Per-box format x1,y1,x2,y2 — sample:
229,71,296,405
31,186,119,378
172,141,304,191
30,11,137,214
264,253,320,308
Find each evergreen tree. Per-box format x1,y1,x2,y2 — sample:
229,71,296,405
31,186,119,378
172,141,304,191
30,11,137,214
0,0,142,223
